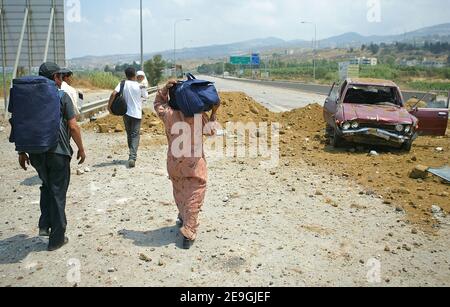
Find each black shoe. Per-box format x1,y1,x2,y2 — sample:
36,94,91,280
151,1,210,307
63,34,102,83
39,228,50,237
48,237,69,252
176,218,183,228
182,237,195,250
128,160,136,168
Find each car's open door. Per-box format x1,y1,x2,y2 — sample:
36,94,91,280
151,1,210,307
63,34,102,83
409,91,449,136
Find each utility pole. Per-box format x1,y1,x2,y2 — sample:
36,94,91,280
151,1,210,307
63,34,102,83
301,21,317,81
174,18,191,78
140,0,144,70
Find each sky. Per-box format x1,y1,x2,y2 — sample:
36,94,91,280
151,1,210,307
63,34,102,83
65,0,450,58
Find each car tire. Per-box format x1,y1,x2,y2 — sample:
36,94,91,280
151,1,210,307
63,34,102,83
401,140,413,152
330,128,343,148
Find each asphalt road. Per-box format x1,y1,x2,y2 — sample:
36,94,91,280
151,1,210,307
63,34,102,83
202,75,327,112
206,76,433,106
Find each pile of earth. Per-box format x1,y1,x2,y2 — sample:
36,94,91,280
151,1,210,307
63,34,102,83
84,110,165,136
82,92,450,231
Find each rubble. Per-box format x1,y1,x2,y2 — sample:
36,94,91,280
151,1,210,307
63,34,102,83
409,165,429,180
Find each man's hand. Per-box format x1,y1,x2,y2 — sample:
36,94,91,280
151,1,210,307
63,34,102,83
77,150,86,165
165,80,177,90
19,153,30,171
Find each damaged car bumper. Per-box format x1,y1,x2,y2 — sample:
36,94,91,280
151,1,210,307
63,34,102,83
340,128,413,144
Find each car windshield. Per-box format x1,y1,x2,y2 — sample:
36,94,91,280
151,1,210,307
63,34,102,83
344,85,400,106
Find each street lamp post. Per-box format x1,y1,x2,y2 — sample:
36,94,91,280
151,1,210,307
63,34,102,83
301,21,317,81
140,0,144,71
174,18,191,77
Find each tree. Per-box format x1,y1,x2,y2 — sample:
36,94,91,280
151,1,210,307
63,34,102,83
104,65,113,73
144,55,166,86
368,43,380,55
447,54,450,65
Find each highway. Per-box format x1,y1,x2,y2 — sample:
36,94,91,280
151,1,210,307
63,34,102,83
206,76,430,107
202,75,327,112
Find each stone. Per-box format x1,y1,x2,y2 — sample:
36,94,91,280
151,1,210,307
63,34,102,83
114,124,124,133
369,150,379,156
107,268,116,273
409,165,429,180
149,121,160,128
223,197,229,203
97,124,109,134
76,169,84,176
431,205,442,214
315,190,324,196
0,126,5,133
250,106,259,114
84,167,91,173
139,254,152,263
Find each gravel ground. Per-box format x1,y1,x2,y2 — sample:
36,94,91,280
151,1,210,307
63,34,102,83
0,127,449,287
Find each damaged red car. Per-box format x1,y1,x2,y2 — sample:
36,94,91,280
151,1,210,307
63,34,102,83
323,78,449,151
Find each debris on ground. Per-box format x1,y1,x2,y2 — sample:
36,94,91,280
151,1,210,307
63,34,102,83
82,91,450,230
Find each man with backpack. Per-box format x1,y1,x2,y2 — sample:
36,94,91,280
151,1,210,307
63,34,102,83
9,62,86,252
108,67,148,168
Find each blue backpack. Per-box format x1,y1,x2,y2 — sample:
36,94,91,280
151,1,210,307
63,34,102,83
9,76,63,154
169,73,220,117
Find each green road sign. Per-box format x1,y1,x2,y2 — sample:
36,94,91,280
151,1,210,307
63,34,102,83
230,56,251,65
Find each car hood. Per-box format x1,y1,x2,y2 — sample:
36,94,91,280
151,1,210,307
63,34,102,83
342,103,414,124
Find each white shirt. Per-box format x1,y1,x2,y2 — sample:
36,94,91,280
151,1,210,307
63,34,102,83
61,81,80,115
115,80,149,120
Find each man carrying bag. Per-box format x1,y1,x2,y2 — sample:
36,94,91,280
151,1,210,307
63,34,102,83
108,67,148,168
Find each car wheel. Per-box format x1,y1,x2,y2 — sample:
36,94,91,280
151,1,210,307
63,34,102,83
325,124,333,138
401,140,413,152
330,128,343,148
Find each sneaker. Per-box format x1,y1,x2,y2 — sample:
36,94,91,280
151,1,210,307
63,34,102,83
182,237,195,250
48,237,69,252
176,217,183,228
128,160,136,168
39,228,50,237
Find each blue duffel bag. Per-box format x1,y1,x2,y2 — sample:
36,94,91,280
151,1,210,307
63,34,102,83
169,73,220,117
9,76,62,154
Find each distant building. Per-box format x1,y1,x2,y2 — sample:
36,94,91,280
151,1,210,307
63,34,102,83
399,59,420,67
285,49,294,56
400,58,445,68
421,58,445,68
350,57,378,66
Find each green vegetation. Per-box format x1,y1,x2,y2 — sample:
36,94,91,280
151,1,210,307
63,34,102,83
144,55,166,87
75,71,121,89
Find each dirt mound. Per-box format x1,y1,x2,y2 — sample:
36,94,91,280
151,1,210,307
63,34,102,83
216,92,279,124
84,111,165,136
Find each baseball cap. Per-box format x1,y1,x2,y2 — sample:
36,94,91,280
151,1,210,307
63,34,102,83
137,71,146,77
39,62,63,79
59,68,73,77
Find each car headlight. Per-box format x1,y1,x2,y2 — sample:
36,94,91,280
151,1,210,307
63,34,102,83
395,124,404,132
351,122,359,129
342,122,351,130
404,125,411,133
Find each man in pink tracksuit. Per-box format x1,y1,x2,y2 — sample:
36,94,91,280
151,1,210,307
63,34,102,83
154,80,220,249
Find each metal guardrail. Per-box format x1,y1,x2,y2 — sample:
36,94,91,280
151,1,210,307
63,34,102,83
217,76,433,104
80,86,158,115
